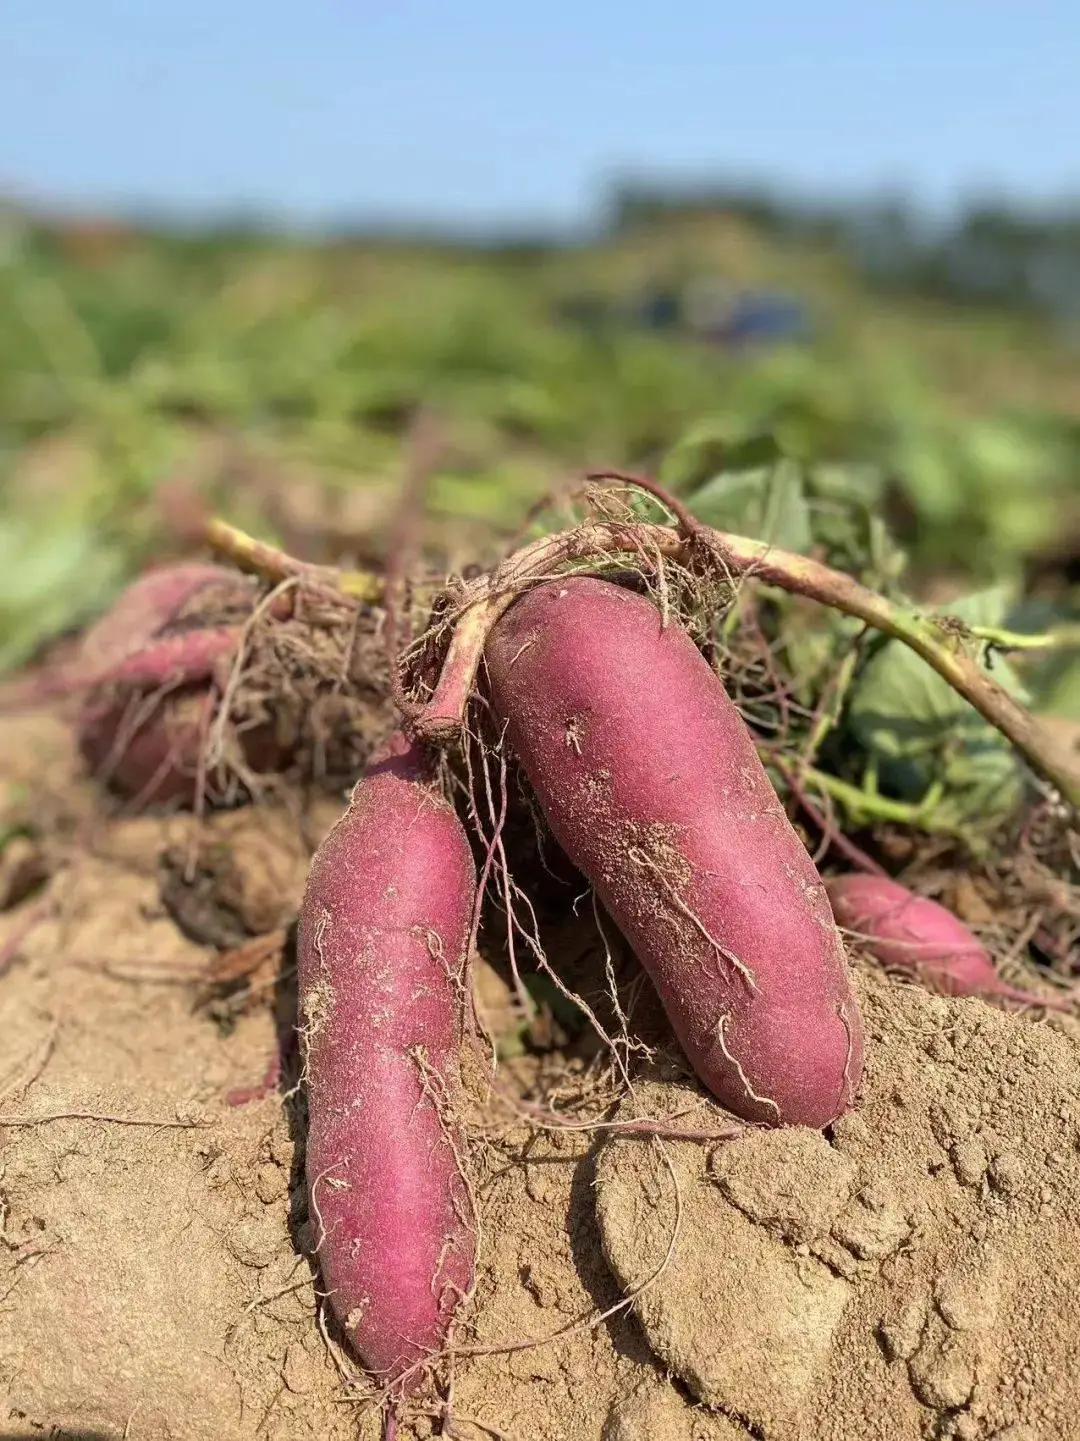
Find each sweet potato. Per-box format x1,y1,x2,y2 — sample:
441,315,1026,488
297,731,477,1399
825,872,1071,1010
77,683,285,806
77,685,215,806
65,563,270,804
74,562,247,689
484,576,863,1129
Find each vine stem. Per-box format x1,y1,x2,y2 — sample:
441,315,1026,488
412,516,1080,809
200,516,381,602
968,623,1080,652
189,478,1080,810
794,765,946,829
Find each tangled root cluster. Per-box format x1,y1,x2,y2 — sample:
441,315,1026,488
221,583,395,797
76,574,397,810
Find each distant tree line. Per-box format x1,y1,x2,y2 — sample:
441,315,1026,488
7,182,1080,323
608,182,1080,321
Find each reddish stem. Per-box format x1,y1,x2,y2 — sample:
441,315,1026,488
774,759,889,878
585,466,710,542
381,407,445,718
226,1027,298,1107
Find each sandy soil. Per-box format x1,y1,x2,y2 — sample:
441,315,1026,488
1,712,1079,1441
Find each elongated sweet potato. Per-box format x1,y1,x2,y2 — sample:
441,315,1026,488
58,562,283,804
484,576,863,1129
77,684,217,806
297,732,477,1397
74,562,246,689
825,872,1072,1010
71,564,250,803
77,682,286,806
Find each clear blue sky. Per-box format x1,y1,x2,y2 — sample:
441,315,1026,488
2,1,1077,230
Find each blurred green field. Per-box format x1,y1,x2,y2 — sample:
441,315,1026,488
1,204,1078,685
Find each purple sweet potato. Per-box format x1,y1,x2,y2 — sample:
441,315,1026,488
63,563,269,804
77,685,216,806
297,731,477,1395
825,872,1071,1010
484,576,863,1129
74,562,246,690
77,683,285,806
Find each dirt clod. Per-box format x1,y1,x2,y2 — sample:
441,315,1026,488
602,1374,745,1440
708,1126,856,1244
598,1130,852,1437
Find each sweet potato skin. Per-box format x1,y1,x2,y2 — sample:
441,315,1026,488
77,684,286,805
77,685,215,806
297,732,477,1386
75,563,245,688
484,577,863,1129
71,563,269,804
825,873,1007,998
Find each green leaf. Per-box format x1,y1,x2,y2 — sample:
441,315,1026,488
778,603,864,705
894,427,966,523
685,458,813,553
660,422,784,493
1029,654,1080,719
846,586,1029,823
806,461,887,509
937,583,1022,632
803,461,906,578
850,586,1027,758
959,416,1054,489
0,520,126,672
